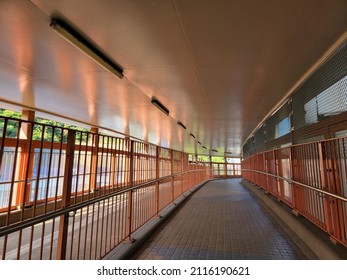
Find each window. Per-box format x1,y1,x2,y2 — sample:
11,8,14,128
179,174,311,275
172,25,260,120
276,116,291,138
305,76,347,125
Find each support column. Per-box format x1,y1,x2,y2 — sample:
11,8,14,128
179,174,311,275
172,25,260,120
18,110,35,207
155,146,160,216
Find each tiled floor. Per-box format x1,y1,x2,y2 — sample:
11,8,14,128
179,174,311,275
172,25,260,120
131,179,312,260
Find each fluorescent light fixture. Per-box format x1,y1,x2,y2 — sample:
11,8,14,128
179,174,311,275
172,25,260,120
177,121,186,130
50,18,123,79
190,133,196,139
151,98,169,116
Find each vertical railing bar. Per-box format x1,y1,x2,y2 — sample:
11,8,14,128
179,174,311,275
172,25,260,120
104,138,113,255
318,142,332,233
28,124,45,260
68,206,76,260
39,126,56,260
126,140,134,241
82,205,90,260
56,129,75,260
3,119,20,260
170,150,174,203
89,132,98,198
340,139,347,242
318,142,327,225
335,139,345,240
116,194,121,245
98,137,107,257
73,131,82,202
88,202,96,259
43,126,55,210
80,132,88,201
155,146,160,216
330,139,342,239
100,174,108,257
31,124,45,216
116,139,121,190
99,135,105,196
309,144,317,221
302,145,309,216
75,208,83,260
110,137,116,192
93,199,100,259
0,118,8,260
49,128,64,260
70,133,82,259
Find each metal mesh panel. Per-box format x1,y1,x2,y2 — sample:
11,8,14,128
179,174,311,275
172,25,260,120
243,137,255,158
292,44,347,130
243,42,347,157
254,124,266,153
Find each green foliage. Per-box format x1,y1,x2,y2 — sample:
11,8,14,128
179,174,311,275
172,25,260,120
211,156,225,163
0,109,89,142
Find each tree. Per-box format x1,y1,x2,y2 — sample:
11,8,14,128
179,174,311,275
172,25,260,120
0,109,89,142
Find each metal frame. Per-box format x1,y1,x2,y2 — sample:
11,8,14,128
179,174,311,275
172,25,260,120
0,115,213,259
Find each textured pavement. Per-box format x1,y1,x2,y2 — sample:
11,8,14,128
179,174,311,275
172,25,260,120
131,179,312,260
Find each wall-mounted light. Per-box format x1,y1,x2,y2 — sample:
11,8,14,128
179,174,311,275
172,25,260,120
177,121,186,130
50,18,123,79
190,133,196,139
197,141,201,145
212,149,218,152
202,146,207,149
151,97,170,116
225,152,233,155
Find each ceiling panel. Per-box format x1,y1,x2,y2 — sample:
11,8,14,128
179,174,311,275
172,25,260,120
0,0,346,157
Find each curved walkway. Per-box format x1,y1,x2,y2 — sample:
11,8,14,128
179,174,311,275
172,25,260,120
131,179,314,260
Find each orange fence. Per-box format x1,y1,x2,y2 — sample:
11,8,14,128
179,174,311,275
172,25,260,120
242,137,347,247
0,116,213,259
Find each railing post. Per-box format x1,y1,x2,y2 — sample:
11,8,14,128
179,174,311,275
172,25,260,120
170,150,174,202
89,128,99,194
56,129,75,260
318,142,333,234
126,141,134,241
289,146,296,209
181,153,184,194
155,146,160,215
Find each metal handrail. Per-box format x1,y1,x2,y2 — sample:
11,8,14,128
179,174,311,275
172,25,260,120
0,168,210,236
242,168,347,203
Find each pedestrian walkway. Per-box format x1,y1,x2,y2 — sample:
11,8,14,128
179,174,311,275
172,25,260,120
130,179,316,260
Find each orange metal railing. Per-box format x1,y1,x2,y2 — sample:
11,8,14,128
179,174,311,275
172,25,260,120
0,116,213,259
242,137,347,247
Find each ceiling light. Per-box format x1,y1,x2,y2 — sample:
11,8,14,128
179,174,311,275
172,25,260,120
50,18,123,79
177,121,186,130
151,98,169,116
